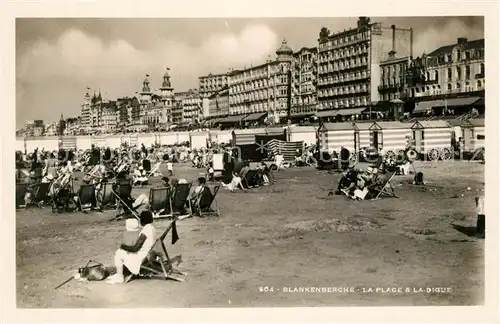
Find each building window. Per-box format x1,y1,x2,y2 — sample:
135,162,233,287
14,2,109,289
447,83,452,90
447,54,452,62
477,80,482,88
465,66,471,79
447,68,452,80
456,66,461,80
480,63,485,75
435,70,439,82
456,83,461,90
456,49,461,61
465,51,470,60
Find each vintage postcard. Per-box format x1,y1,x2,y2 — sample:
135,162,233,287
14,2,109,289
1,0,498,323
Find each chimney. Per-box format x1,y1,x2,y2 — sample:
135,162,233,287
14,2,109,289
388,24,397,58
457,37,467,45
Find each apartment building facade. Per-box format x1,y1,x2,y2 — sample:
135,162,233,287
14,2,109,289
227,39,293,124
290,47,318,117
317,17,411,115
198,72,228,98
407,38,485,98
379,55,411,102
208,86,230,117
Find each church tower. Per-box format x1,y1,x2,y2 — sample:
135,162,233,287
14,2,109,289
160,67,174,125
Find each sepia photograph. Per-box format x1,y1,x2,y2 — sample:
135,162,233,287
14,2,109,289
2,1,498,322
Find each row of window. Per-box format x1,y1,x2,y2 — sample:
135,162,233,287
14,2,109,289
291,96,316,105
381,64,407,78
318,96,369,109
319,32,370,49
229,77,289,93
318,71,369,85
318,58,369,73
229,89,289,104
318,84,369,97
318,45,369,62
229,100,288,115
439,49,484,64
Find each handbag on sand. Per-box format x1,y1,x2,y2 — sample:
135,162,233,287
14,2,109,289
78,260,109,281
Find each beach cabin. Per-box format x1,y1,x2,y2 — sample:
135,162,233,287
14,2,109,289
60,136,77,151
411,120,453,160
190,131,210,149
369,121,412,157
353,122,372,151
317,122,356,153
208,130,232,145
92,135,107,148
461,118,485,153
287,126,318,147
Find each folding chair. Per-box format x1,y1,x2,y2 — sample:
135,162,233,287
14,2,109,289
149,187,173,219
138,218,187,282
112,179,139,220
142,159,152,173
368,171,398,200
97,181,116,211
191,185,220,217
16,183,28,209
29,182,51,208
170,183,192,216
77,184,96,212
147,162,163,177
50,177,76,213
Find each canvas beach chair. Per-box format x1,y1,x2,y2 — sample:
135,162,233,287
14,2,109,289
191,185,220,217
368,171,398,200
149,187,173,219
112,179,139,220
16,183,28,209
97,181,116,211
170,183,192,216
29,181,52,208
50,175,76,213
76,184,96,212
147,162,163,177
138,218,187,282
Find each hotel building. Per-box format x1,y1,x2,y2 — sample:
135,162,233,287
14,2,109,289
407,38,485,98
317,17,412,117
290,47,318,118
198,73,228,98
227,39,293,124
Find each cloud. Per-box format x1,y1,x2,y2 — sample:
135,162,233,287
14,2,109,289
16,23,279,125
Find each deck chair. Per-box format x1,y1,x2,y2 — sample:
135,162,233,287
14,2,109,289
112,179,139,220
16,183,28,209
191,185,220,217
142,159,152,173
50,177,76,213
97,181,116,211
30,182,51,208
77,184,96,212
138,218,187,282
149,187,173,219
368,171,398,200
148,162,163,177
170,183,192,216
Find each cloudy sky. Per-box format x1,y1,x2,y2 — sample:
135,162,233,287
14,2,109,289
16,17,484,128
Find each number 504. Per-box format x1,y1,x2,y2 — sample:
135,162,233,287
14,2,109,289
259,286,274,292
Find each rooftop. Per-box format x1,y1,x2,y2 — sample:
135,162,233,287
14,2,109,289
428,38,484,57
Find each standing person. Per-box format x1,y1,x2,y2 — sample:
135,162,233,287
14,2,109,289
340,146,350,171
476,196,485,238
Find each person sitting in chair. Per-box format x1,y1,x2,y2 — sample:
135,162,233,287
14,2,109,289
107,211,157,284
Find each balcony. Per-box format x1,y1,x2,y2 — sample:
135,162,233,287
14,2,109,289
378,83,403,91
475,73,485,79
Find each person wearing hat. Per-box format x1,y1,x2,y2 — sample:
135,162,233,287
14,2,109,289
107,211,156,284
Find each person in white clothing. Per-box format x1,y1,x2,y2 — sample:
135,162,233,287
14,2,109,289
222,172,244,192
107,211,157,284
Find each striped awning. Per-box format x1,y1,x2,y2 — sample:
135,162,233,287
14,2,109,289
414,97,482,113
243,112,267,122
